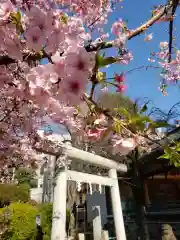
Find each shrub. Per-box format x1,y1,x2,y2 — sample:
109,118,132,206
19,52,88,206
39,203,71,240
39,203,53,240
0,202,38,240
15,168,37,188
0,201,71,240
0,184,30,207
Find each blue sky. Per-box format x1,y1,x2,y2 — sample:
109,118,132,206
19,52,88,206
102,0,180,114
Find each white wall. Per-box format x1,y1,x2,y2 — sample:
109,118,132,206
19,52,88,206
30,188,43,203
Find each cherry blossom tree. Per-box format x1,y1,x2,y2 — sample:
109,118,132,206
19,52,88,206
0,0,180,167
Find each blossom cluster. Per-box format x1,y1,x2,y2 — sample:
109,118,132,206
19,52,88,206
0,0,135,161
158,43,180,83
0,0,170,166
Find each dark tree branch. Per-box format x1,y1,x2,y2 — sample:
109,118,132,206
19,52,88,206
86,2,174,52
0,2,174,66
168,0,178,62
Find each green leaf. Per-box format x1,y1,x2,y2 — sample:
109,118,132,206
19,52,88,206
140,115,152,123
158,153,170,159
128,115,152,132
129,115,152,125
60,13,68,24
96,71,106,82
16,11,21,23
164,147,172,155
153,120,169,128
140,103,148,114
10,11,23,33
175,142,180,152
174,162,179,167
97,55,118,67
115,107,131,119
113,120,121,134
10,11,21,25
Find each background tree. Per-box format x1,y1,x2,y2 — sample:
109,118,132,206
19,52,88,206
15,168,37,188
0,184,30,207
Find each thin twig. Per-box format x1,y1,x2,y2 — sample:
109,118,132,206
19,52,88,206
105,65,161,81
42,50,53,64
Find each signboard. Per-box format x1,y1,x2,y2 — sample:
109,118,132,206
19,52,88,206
86,191,107,226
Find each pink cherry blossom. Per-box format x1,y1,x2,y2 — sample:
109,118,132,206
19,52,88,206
101,86,109,92
114,73,124,83
116,84,127,93
86,127,107,141
45,28,65,54
51,55,65,78
112,138,136,155
144,33,153,42
160,41,168,49
157,50,169,60
94,114,108,126
111,19,124,35
25,26,44,52
113,33,128,48
0,65,10,87
65,47,94,76
0,0,14,21
0,0,178,167
27,64,59,94
26,5,51,33
5,37,23,61
60,74,88,105
120,51,133,65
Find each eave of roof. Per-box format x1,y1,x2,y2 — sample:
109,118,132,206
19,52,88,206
127,127,180,178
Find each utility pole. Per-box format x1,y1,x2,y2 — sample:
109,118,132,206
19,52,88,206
42,155,56,203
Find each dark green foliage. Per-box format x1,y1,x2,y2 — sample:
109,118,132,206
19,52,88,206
39,203,71,240
0,202,38,240
97,92,138,116
0,184,30,207
39,203,53,240
15,168,37,188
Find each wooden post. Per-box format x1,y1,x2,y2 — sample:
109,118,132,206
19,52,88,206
51,167,67,240
109,169,126,240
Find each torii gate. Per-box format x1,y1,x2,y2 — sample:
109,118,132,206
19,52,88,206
51,144,127,240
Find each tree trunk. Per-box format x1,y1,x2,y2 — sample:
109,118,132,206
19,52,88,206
131,148,150,240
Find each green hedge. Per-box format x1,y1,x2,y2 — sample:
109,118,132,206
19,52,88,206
0,202,38,240
0,184,30,207
0,202,71,239
39,203,52,240
39,203,71,240
0,202,53,240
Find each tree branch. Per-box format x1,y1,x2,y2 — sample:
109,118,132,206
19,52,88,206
0,51,43,65
0,2,174,65
86,2,173,52
168,0,178,62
